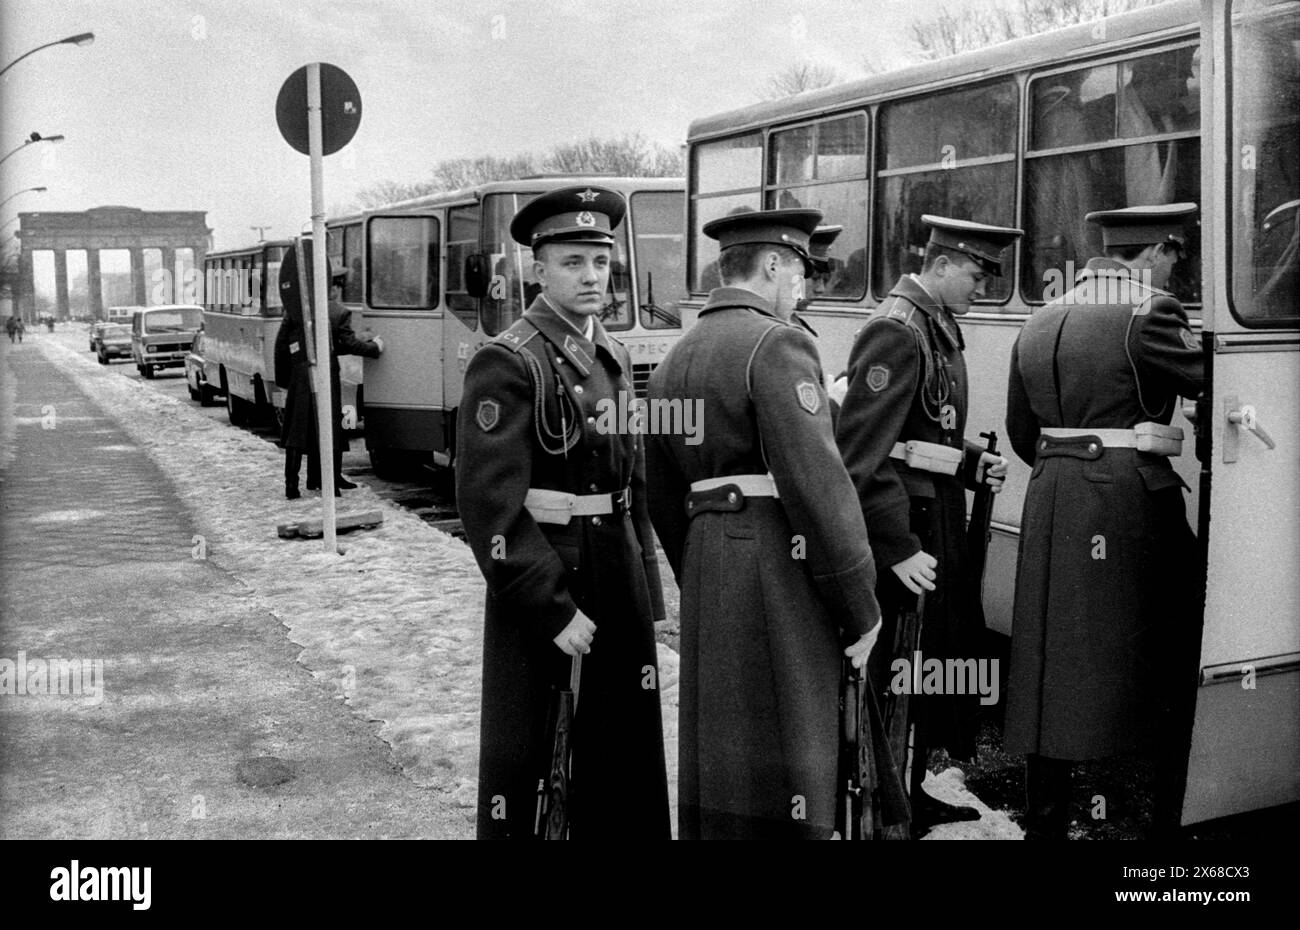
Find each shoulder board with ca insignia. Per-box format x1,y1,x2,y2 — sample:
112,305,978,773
867,297,917,329
492,319,540,353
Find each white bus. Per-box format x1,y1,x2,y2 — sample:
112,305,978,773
326,175,686,477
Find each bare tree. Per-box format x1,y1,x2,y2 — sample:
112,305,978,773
351,135,682,212
907,0,1170,60
764,62,843,99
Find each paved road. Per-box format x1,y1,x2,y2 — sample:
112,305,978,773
0,335,466,838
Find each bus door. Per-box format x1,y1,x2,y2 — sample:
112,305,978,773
360,214,441,454
1183,0,1300,825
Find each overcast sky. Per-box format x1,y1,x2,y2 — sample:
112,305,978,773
4,0,989,251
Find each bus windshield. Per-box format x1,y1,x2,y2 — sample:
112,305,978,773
1231,0,1299,325
631,190,685,329
145,307,202,333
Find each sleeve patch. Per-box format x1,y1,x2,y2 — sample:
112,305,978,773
476,398,501,432
795,379,821,415
866,364,891,393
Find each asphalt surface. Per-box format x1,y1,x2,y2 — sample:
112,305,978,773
0,334,465,838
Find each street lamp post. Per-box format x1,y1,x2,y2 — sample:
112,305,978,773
0,133,65,167
0,186,47,212
0,32,94,78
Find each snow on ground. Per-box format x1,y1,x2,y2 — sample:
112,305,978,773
26,327,1015,839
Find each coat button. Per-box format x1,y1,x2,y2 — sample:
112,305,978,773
556,357,564,365
587,416,596,425
727,492,737,503
589,483,598,492
574,385,584,395
1088,443,1098,453
687,500,695,510
592,516,602,526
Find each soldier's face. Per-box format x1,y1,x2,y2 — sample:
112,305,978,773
938,256,989,314
534,242,612,319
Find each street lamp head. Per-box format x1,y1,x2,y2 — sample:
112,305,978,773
31,187,47,193
27,133,65,144
64,32,95,47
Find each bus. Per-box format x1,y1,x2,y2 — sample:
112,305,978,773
200,240,291,426
683,0,1297,825
325,175,686,477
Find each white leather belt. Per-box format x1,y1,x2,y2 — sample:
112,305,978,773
524,487,630,525
888,440,963,476
689,474,779,498
1041,427,1139,448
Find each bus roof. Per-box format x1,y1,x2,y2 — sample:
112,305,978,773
327,175,685,225
687,0,1198,141
205,239,294,261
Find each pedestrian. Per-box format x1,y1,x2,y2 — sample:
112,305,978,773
835,215,1021,837
278,256,383,499
5,316,15,343
1004,203,1204,840
646,207,902,839
457,186,671,840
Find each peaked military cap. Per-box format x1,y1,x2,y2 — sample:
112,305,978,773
509,185,626,248
809,224,843,274
1086,202,1198,250
922,215,1025,277
703,207,823,274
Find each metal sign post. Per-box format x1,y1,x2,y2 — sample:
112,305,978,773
276,61,361,553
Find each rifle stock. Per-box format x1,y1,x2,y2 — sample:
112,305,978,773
966,430,999,595
534,655,581,839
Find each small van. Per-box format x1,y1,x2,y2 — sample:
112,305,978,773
130,305,203,379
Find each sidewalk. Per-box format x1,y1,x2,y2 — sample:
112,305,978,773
0,335,468,837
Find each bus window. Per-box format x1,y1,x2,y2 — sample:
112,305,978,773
264,247,285,315
631,191,686,329
368,216,440,310
1231,0,1299,325
249,254,263,314
874,81,1017,302
343,224,363,303
766,113,868,300
690,132,763,292
1024,47,1202,304
447,205,480,331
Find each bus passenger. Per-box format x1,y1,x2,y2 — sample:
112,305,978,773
456,186,670,840
1004,204,1204,840
835,216,1021,837
280,259,384,499
646,208,904,840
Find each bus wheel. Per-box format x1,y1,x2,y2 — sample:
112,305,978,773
369,447,405,480
199,383,219,407
226,389,251,427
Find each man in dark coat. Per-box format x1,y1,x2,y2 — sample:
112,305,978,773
278,257,383,498
1005,203,1204,839
647,208,901,840
457,186,670,840
835,216,1021,836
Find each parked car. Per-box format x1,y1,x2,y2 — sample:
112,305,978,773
96,323,132,364
184,330,222,405
90,306,138,352
130,305,202,379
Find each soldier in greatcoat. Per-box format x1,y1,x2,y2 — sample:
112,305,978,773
647,208,905,840
457,186,670,840
277,255,383,498
835,216,1021,836
1004,203,1204,839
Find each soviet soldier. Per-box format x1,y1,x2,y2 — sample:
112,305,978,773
647,208,905,840
1004,203,1204,840
835,216,1021,837
457,186,670,840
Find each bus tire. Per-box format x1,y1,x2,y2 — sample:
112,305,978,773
199,383,219,407
226,388,251,427
369,447,403,480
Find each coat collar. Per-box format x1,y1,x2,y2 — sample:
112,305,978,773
1076,257,1171,297
699,285,782,323
523,296,621,378
891,274,963,351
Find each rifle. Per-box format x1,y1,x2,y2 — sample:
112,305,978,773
839,658,876,839
534,655,581,839
966,430,999,597
879,590,925,839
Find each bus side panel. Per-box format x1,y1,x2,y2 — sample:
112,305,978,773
442,312,488,438
202,311,278,405
1183,346,1300,824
